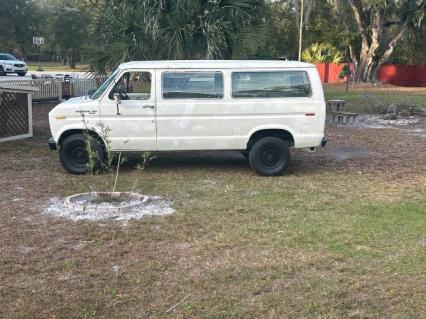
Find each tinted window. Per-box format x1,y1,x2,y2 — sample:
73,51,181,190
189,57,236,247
232,71,311,98
0,54,17,61
109,71,151,100
162,72,223,99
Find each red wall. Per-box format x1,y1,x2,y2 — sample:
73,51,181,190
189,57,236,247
316,63,426,87
377,64,426,87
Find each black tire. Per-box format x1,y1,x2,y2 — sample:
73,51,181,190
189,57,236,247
59,133,104,174
241,150,249,159
17,72,27,77
0,66,6,76
248,137,290,176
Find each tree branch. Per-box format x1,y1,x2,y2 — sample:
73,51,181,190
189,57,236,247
347,0,365,33
378,21,408,65
348,44,358,66
347,0,368,48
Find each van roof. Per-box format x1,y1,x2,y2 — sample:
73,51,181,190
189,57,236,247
119,60,315,70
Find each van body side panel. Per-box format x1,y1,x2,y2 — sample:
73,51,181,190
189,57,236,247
156,69,242,150
156,68,325,151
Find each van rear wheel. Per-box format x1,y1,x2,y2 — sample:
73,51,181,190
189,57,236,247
249,137,290,176
59,133,104,174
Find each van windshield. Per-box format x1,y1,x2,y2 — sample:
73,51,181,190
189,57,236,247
89,69,119,100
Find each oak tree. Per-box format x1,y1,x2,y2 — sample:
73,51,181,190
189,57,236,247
328,0,425,82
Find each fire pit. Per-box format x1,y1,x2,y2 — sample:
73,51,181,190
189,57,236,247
45,192,175,223
64,192,149,213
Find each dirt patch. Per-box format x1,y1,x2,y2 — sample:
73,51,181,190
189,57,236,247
293,121,426,175
355,114,426,137
360,115,421,126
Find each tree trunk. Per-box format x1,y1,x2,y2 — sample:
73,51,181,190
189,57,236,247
343,0,410,83
69,53,76,69
66,50,76,69
354,54,380,82
354,24,407,83
61,50,66,65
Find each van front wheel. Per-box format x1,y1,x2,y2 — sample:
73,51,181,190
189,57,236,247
59,133,104,174
249,137,290,176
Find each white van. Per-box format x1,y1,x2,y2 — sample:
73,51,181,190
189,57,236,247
48,60,326,176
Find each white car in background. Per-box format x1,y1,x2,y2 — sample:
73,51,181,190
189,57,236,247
0,53,28,76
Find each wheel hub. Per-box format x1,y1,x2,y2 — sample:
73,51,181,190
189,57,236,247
71,146,88,164
261,149,280,166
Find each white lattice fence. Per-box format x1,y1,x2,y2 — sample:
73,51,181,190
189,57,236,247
0,84,37,142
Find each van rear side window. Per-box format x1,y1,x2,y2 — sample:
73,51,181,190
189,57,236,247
162,72,223,99
232,71,311,98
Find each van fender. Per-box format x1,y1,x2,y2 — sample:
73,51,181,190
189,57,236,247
55,124,105,146
245,124,298,146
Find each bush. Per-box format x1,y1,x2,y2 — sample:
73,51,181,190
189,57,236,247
301,42,343,63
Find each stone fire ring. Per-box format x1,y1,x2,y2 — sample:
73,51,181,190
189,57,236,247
64,192,149,213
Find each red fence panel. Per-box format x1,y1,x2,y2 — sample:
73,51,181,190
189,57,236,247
315,63,354,84
316,63,426,87
377,64,426,87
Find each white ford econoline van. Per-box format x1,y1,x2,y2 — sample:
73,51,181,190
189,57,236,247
48,60,326,176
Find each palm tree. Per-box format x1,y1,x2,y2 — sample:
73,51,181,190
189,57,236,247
86,0,265,75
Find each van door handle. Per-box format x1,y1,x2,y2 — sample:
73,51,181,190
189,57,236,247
142,104,155,109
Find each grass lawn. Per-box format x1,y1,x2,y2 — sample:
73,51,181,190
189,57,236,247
27,61,88,72
1,85,425,318
324,83,426,113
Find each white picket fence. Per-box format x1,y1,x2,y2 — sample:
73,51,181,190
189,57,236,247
71,79,98,97
0,78,98,101
0,79,62,101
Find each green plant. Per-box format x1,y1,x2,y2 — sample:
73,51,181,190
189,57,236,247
129,152,153,196
338,64,351,79
81,112,101,176
80,113,151,197
302,42,343,63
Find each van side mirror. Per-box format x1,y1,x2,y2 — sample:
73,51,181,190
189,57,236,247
113,92,121,115
113,92,121,104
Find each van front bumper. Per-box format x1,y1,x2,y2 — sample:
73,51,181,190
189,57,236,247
48,137,57,150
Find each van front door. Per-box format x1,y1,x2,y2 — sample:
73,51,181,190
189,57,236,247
100,70,156,151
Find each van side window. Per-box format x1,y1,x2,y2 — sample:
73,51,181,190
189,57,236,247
109,71,151,100
162,72,223,99
232,71,311,98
